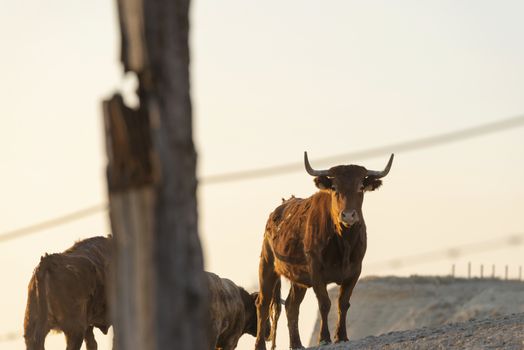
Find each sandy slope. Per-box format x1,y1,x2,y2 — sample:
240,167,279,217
308,312,524,350
307,276,524,348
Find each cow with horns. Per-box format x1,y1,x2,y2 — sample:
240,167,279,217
254,152,394,350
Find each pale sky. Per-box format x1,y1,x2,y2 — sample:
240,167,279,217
1,1,524,349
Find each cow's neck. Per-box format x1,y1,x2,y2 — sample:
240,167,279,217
340,223,363,245
328,202,364,253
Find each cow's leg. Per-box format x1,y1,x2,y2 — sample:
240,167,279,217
26,326,49,350
335,264,362,343
309,254,332,345
64,330,84,350
255,239,278,350
221,337,240,350
312,281,331,345
84,326,97,350
309,255,331,345
209,326,218,350
285,282,307,350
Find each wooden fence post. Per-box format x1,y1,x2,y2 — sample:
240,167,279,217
104,0,208,349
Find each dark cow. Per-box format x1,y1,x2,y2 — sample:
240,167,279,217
255,152,393,350
207,272,272,350
24,236,111,350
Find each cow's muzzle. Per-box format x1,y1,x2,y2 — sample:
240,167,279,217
340,210,359,227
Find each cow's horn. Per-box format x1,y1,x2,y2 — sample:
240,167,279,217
367,153,394,178
304,152,330,176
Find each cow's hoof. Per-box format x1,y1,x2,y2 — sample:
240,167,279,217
318,340,331,346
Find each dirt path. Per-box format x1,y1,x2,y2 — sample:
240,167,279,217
308,313,524,350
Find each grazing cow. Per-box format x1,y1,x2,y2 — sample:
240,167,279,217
207,272,272,350
255,152,393,350
24,236,111,350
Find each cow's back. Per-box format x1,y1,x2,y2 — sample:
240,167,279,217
63,236,111,271
265,196,312,262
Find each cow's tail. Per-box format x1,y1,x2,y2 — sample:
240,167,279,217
269,278,282,350
24,255,52,349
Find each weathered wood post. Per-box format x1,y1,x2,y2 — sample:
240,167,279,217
103,0,209,349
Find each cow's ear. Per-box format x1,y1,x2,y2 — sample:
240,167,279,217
314,176,332,190
250,292,259,304
363,177,382,191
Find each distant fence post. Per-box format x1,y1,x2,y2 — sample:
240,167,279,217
491,264,495,279
505,265,508,280
468,262,471,279
480,264,483,279
519,266,522,281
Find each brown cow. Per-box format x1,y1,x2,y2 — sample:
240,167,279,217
207,272,272,350
24,236,111,350
255,152,393,350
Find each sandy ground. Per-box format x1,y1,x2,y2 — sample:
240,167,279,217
308,312,524,350
306,276,524,349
